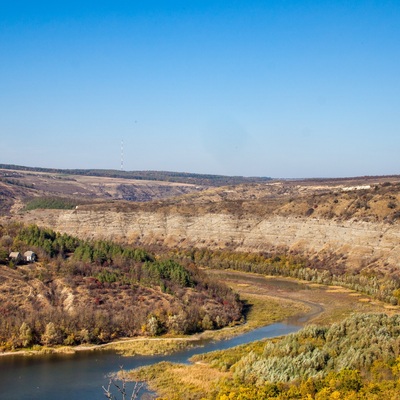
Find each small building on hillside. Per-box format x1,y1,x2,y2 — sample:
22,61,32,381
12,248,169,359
9,252,23,264
24,251,37,263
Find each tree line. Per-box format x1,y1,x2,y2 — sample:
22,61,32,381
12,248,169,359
0,164,272,186
172,248,400,305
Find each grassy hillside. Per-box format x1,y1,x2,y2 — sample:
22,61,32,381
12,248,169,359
75,177,400,223
0,223,242,351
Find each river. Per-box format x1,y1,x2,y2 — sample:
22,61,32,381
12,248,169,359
0,276,319,399
0,322,304,400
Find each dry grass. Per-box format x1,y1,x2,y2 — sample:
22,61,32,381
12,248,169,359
210,270,400,326
108,338,198,357
129,361,228,400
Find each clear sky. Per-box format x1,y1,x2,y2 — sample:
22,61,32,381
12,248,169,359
1,1,399,178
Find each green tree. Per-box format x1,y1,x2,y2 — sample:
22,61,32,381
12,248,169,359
19,322,33,347
41,322,59,346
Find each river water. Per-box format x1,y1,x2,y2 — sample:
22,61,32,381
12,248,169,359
0,276,317,399
0,322,301,400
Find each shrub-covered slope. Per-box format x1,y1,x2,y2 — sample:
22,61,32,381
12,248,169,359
0,223,242,350
165,313,400,399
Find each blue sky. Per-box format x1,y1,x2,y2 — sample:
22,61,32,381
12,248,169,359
1,1,399,178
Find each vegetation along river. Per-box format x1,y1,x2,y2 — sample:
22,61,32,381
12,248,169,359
0,279,319,400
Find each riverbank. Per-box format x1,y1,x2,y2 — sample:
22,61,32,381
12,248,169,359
2,270,396,360
0,296,304,358
207,269,400,325
0,336,200,358
126,270,400,400
0,275,308,358
2,270,397,400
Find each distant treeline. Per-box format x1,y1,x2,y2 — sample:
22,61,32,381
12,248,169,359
0,164,272,186
172,248,400,305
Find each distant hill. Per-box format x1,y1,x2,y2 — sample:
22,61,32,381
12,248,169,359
0,165,202,214
0,164,271,215
0,164,272,186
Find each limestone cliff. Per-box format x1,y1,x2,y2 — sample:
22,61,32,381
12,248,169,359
17,179,400,275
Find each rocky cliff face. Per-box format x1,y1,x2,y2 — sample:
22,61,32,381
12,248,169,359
11,178,400,275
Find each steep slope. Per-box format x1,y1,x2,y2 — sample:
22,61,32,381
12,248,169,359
0,225,242,350
15,179,400,277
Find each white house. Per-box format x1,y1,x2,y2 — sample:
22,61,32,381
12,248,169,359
24,251,37,263
9,252,23,263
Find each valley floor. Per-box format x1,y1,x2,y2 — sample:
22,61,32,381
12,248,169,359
2,269,396,359
126,270,400,400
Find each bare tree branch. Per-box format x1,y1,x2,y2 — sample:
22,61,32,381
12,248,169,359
102,367,144,400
